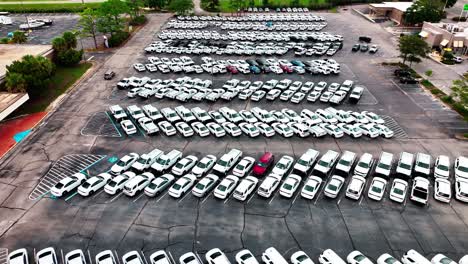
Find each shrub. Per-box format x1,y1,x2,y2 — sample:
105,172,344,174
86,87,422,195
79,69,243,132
0,37,8,44
425,70,433,77
108,31,130,47
452,102,468,118
441,95,454,104
430,88,443,96
56,49,83,66
12,31,27,43
129,15,147,26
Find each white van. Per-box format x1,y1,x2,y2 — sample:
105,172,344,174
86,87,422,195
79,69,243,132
396,152,414,178
151,150,182,174
292,149,320,176
318,249,346,264
142,104,163,121
316,109,338,124
213,149,243,175
131,148,163,172
414,153,431,177
123,172,155,196
109,105,127,120
261,248,288,264
401,250,431,264
335,151,356,176
312,150,340,177
375,152,393,178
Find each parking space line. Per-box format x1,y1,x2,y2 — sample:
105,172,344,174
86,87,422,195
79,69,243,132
65,192,79,202
268,191,278,205
168,252,176,264
141,251,149,264
291,189,301,204
106,192,123,203
61,250,65,264
155,192,168,203
0,248,8,264
90,190,105,200
195,253,203,264
87,250,93,264
201,193,212,204
133,193,146,203
177,192,190,203
247,193,255,204
114,251,121,264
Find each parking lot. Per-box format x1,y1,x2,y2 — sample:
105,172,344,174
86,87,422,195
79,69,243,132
0,10,467,264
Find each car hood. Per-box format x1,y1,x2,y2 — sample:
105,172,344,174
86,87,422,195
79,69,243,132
456,168,468,179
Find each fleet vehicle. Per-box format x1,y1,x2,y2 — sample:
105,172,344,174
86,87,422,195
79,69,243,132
292,149,320,176
414,153,431,177
172,155,198,176
151,150,182,174
389,178,409,203
374,152,393,178
279,174,302,198
345,175,366,200
290,251,314,264
367,177,387,201
9,249,29,264
410,177,430,205
271,155,294,178
131,148,163,172
318,249,346,264
214,175,239,199
434,155,450,179
312,150,340,177
213,149,243,175
123,172,155,196
122,251,144,264
324,175,345,198
65,250,86,264
192,174,219,197
233,176,259,201
95,251,117,264
346,251,373,264
179,253,202,264
168,174,197,198
301,176,323,200
232,156,256,177
144,174,175,197
253,152,275,177
191,155,217,177
257,174,282,198
334,151,356,176
50,172,87,197
354,153,373,177
261,247,288,264
401,250,431,264
235,250,259,264
205,248,231,264
104,171,136,195
36,248,58,264
434,178,451,203
78,173,112,196
396,152,414,179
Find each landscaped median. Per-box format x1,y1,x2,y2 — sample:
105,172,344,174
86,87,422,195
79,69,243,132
0,2,101,13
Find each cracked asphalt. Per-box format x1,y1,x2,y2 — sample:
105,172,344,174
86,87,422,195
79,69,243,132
0,10,468,264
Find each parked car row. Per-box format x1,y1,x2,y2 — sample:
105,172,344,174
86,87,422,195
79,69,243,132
177,13,325,22
49,147,468,206
166,20,209,29
133,57,341,75
351,43,379,53
158,30,343,42
247,6,311,12
109,104,393,139
218,21,327,31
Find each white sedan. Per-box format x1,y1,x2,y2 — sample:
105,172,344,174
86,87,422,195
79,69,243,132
319,123,344,138
307,91,321,102
192,174,219,197
324,175,345,199
239,122,260,137
251,90,266,101
175,122,194,137
347,251,373,264
345,175,366,200
291,251,314,264
169,174,197,198
149,251,171,264
271,122,293,137
255,122,275,137
78,173,112,196
434,178,451,203
206,122,226,137
50,172,87,197
158,121,177,136
214,175,239,199
239,110,258,123
301,176,323,200
431,254,457,264
191,155,217,178
110,152,139,175
233,156,255,177
138,117,159,135
389,178,408,203
65,250,86,264
133,63,146,72
236,249,259,264
367,177,387,201
279,174,302,198
121,120,137,135
349,111,370,124
362,111,385,124
222,122,242,137
281,109,302,122
191,122,210,137
337,123,362,138
372,124,394,138
179,253,201,264
290,92,306,103
104,171,136,195
357,124,379,138
144,174,175,197
272,155,294,177
377,254,401,264
172,155,198,176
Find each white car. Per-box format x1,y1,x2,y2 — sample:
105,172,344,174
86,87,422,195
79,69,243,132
209,111,227,124
324,175,345,199
175,122,194,137
272,155,294,177
180,253,202,264
236,250,259,264
454,156,468,179
301,176,323,200
239,110,258,123
281,109,302,122
104,171,136,195
239,122,260,137
9,249,29,264
78,173,112,196
362,111,385,124
233,156,255,177
191,122,210,137
319,123,343,138
133,63,146,71
272,111,290,124
206,249,230,264
50,172,87,197
169,174,197,198
367,177,387,201
337,123,362,138
347,251,373,264
222,122,242,137
95,251,116,264
138,117,159,135
279,174,302,198
159,121,177,136
288,122,310,138
110,152,139,175
291,251,314,264
345,175,366,200
214,175,239,199
122,251,143,264
65,250,86,264
233,176,259,201
456,177,468,202
272,122,293,137
377,254,401,264
266,89,282,101
372,124,393,138
206,122,226,137
192,174,219,197
172,155,198,176
349,111,370,124
307,91,321,102
251,90,266,101
434,178,451,203
434,155,450,178
192,155,217,177
149,251,171,264
121,120,137,135
389,178,408,203
431,254,456,264
144,174,175,197
357,124,380,138
36,247,58,264
257,174,281,198
320,91,333,102
255,122,275,137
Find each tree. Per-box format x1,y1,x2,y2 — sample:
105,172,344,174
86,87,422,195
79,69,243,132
168,0,193,15
404,0,445,24
398,35,430,65
451,78,468,105
52,36,67,52
62,31,77,49
57,49,84,66
5,55,56,97
442,50,455,64
97,0,129,35
145,0,167,9
445,0,457,8
52,32,82,66
79,8,99,49
11,31,27,44
126,0,144,20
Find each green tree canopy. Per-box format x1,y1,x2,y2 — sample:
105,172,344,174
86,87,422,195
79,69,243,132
404,0,445,24
398,35,431,66
168,0,193,15
11,31,27,44
451,78,468,105
62,31,77,49
126,0,144,19
445,0,457,8
79,8,99,49
97,0,129,35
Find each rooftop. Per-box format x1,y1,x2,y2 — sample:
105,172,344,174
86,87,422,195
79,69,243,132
0,44,53,80
369,2,414,12
0,92,29,121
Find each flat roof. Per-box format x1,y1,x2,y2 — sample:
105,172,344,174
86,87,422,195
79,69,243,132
370,2,414,12
0,92,29,121
0,44,53,79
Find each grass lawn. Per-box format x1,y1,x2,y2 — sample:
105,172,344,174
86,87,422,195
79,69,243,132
11,62,92,117
218,0,330,12
0,2,101,12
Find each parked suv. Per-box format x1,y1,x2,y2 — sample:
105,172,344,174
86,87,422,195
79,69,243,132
252,152,275,177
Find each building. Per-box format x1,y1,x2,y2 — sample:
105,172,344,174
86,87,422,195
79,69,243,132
0,44,53,121
368,2,414,25
420,22,468,55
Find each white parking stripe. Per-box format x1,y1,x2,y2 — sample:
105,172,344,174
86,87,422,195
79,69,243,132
0,248,8,264
155,192,168,203
133,193,146,203
87,250,93,264
168,252,176,264
141,251,149,264
201,193,212,204
106,192,124,204
114,251,121,264
177,192,190,203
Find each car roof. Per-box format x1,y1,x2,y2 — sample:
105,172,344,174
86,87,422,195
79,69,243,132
259,152,274,162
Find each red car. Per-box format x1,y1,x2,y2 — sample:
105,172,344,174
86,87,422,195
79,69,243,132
226,65,239,74
252,152,275,177
280,64,293,73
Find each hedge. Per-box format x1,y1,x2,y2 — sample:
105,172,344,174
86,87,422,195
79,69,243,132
0,3,101,13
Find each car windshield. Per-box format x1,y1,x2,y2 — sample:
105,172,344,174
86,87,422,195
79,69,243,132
459,165,468,173
400,163,411,170
327,183,338,191
440,258,454,264
172,183,182,190
318,160,329,167
256,162,267,168
276,162,287,169
126,255,138,262
218,160,228,166
437,164,449,171
153,255,165,262
371,186,382,193
195,183,205,190
54,182,65,189
157,158,168,165
236,164,245,170
240,254,252,261
384,257,398,264
417,161,429,169
197,161,207,169
358,162,369,169
283,183,293,190
68,253,82,261
338,159,350,166
137,157,148,164
218,185,227,192
148,182,158,189
183,256,195,263
117,160,126,167
304,185,315,192
98,254,111,262
354,255,366,262
108,180,119,187
81,182,91,188
377,162,390,170
210,252,222,259
394,188,404,195
297,159,308,166
297,255,308,262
